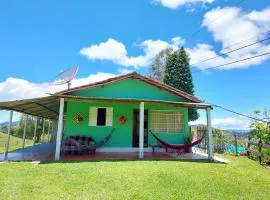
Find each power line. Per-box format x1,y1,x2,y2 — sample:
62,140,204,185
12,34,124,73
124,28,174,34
221,30,270,51
190,36,270,66
213,104,269,124
193,52,270,73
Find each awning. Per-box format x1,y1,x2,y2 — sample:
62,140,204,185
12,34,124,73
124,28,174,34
0,96,60,119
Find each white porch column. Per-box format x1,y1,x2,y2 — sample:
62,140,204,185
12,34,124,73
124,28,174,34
139,102,144,159
22,114,28,149
55,98,64,161
4,110,13,160
206,107,214,161
33,116,38,146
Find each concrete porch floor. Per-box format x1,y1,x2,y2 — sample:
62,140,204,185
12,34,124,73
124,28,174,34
0,142,55,161
0,145,228,163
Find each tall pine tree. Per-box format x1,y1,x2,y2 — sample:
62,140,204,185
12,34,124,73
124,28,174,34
164,47,199,121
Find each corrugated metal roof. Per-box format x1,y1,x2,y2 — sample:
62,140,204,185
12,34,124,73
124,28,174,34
0,96,59,119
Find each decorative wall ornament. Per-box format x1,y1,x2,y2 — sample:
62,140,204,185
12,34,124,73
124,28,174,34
72,112,84,126
118,115,127,125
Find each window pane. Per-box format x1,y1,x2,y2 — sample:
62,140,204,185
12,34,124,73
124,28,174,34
97,108,106,126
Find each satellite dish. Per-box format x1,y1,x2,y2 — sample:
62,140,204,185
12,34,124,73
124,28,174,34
50,66,79,89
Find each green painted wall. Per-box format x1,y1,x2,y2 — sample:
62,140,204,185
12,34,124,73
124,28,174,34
72,78,186,102
65,101,189,147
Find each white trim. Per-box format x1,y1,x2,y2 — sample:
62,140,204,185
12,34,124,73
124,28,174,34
96,147,157,153
139,102,144,159
55,98,64,161
88,106,113,127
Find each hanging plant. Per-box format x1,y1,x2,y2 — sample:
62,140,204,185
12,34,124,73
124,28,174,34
118,115,127,125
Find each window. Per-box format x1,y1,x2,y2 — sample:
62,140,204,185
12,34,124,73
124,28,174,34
151,111,184,133
89,107,113,126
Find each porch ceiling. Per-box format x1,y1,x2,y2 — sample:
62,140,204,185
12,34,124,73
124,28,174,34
0,96,60,119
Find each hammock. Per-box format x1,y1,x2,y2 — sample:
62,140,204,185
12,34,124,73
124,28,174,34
88,128,115,150
149,130,205,151
62,128,115,155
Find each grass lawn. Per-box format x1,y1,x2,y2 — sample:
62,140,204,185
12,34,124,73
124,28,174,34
0,132,33,154
0,156,269,200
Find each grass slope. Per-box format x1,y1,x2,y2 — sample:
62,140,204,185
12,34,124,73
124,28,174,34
0,132,33,153
0,156,269,200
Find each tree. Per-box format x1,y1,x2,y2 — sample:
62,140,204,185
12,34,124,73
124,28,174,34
15,114,48,142
147,47,173,82
250,109,270,144
163,47,199,121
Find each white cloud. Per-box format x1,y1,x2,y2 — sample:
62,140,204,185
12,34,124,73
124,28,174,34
154,0,214,10
0,72,116,102
189,117,250,129
80,37,185,69
187,7,270,70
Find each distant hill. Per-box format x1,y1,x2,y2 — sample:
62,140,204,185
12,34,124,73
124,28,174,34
0,121,19,127
190,124,252,136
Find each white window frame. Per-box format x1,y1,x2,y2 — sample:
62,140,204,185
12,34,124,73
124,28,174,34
150,110,184,134
89,107,113,127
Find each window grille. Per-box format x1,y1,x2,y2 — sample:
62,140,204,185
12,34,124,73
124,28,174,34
151,111,184,133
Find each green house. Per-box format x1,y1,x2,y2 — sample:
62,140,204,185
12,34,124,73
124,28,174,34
0,72,214,160
55,72,212,157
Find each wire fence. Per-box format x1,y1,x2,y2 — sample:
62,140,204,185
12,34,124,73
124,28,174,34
191,126,249,155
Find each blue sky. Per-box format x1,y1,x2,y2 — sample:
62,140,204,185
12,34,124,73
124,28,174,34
0,0,270,128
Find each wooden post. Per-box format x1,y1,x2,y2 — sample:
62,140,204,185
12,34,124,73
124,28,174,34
234,133,238,156
22,114,28,149
55,98,64,160
139,102,144,159
41,119,45,143
206,107,214,161
47,121,51,143
4,111,13,160
258,139,262,164
33,117,38,146
247,136,251,158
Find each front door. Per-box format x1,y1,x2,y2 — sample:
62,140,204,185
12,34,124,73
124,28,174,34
132,109,148,147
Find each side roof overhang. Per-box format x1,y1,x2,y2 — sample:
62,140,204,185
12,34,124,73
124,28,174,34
0,96,60,119
56,72,203,103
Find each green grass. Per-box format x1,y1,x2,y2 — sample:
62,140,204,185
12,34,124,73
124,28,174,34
0,132,33,153
0,156,269,200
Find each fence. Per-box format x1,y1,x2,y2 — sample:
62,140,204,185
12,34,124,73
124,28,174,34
247,139,270,164
191,126,249,155
191,126,207,152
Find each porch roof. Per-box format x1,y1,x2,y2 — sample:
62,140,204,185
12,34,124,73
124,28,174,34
0,96,59,119
0,95,212,119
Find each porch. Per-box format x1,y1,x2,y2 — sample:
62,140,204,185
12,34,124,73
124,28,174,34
0,95,214,161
